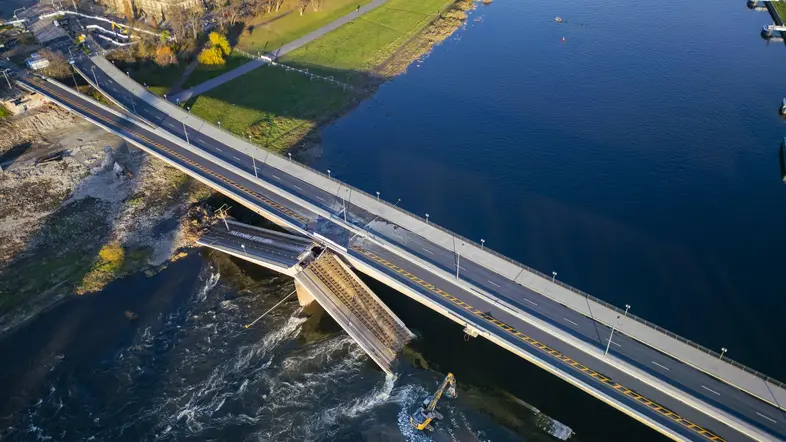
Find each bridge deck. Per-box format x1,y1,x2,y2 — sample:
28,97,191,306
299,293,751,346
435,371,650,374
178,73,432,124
29,60,786,440
296,252,413,374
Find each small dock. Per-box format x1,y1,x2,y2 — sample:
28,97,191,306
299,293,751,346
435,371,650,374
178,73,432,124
295,252,414,374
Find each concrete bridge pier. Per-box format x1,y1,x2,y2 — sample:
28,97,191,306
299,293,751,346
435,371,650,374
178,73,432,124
295,279,316,306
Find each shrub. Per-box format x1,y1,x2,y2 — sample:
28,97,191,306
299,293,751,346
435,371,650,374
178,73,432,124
208,32,231,56
198,46,225,65
154,45,177,66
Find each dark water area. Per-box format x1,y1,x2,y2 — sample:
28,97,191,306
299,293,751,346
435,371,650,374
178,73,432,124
316,0,786,384
3,0,784,441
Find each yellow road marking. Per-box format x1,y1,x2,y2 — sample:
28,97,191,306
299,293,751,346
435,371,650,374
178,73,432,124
28,79,310,225
351,245,726,442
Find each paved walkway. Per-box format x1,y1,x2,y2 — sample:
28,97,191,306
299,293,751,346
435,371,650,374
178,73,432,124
91,54,786,416
172,0,388,102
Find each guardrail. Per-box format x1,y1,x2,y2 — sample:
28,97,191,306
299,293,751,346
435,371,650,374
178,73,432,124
89,55,786,390
209,120,786,389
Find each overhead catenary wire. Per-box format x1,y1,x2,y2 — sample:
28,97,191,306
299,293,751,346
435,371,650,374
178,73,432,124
244,289,297,329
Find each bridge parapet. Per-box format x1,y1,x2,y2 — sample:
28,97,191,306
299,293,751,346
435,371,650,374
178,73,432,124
81,55,786,409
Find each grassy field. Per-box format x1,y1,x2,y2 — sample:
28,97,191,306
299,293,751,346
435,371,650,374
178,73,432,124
773,2,786,22
114,60,187,97
236,0,373,54
182,52,251,89
190,64,355,151
281,0,455,81
190,0,464,151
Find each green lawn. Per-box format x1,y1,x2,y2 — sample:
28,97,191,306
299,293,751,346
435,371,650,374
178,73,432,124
117,61,187,96
236,0,373,54
182,52,251,89
773,2,786,22
190,0,458,150
281,0,453,82
190,64,354,151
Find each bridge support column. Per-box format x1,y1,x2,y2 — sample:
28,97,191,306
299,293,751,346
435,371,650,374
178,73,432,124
295,280,315,307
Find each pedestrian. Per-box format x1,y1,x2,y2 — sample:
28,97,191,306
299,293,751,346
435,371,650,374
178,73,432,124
356,5,360,11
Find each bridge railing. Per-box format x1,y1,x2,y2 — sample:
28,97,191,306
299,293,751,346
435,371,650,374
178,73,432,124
272,148,786,389
88,56,786,389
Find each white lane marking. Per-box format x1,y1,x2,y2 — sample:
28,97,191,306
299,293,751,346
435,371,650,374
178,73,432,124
316,196,325,201
523,298,538,307
393,233,404,240
609,340,621,348
651,361,670,371
563,317,578,326
215,147,222,152
756,412,777,424
272,175,281,180
701,385,721,396
488,280,501,288
294,185,303,191
233,156,241,161
422,248,434,255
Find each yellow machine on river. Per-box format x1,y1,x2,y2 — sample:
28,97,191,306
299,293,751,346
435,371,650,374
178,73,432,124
410,373,457,431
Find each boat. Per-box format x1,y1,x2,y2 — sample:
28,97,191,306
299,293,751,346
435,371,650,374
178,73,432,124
555,17,564,23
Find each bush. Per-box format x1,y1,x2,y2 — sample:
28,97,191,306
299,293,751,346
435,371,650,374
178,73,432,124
198,46,225,65
208,32,231,56
154,45,177,66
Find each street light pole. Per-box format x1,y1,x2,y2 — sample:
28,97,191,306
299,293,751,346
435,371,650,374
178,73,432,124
241,244,248,257
719,347,728,361
604,316,621,356
288,152,292,163
456,252,461,280
624,304,631,317
90,66,98,87
481,239,485,251
376,191,380,202
327,169,331,179
425,213,429,224
552,271,557,282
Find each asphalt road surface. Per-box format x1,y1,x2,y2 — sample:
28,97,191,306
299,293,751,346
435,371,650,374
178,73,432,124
28,71,786,441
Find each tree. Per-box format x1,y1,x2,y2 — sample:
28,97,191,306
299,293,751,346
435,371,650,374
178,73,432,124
311,0,322,12
198,46,225,65
38,49,71,79
167,7,190,41
185,7,205,40
298,0,309,15
159,30,171,44
154,45,177,65
208,32,230,56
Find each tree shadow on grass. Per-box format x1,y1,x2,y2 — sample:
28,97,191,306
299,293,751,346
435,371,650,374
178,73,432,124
183,62,387,153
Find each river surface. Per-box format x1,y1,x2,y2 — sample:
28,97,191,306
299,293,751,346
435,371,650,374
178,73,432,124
2,0,785,441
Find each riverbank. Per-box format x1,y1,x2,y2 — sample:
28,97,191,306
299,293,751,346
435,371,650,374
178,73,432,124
0,105,214,335
186,0,475,155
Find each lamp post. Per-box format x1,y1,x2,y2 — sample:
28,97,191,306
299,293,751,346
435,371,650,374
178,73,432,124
394,198,401,207
624,304,631,317
327,169,331,179
552,271,557,282
604,316,621,356
456,252,461,280
241,244,247,257
481,239,485,251
288,152,292,163
376,191,380,202
90,65,98,86
719,347,728,361
425,213,429,224
2,69,12,89
187,106,191,113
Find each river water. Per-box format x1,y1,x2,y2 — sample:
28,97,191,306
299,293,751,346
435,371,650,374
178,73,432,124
2,0,785,441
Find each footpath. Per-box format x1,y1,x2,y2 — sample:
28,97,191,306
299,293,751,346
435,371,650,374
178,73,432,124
171,0,388,102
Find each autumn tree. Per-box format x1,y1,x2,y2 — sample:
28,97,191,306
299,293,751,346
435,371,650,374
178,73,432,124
167,7,190,41
154,45,177,65
198,46,225,65
311,0,322,12
298,0,309,15
208,32,231,56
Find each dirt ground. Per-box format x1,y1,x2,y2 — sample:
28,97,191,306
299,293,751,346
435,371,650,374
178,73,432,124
0,104,213,335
